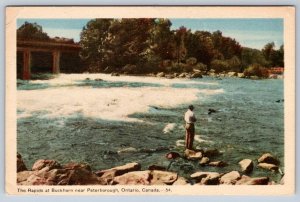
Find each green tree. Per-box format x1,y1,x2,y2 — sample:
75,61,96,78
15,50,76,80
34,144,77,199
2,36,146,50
17,21,50,41
79,19,114,72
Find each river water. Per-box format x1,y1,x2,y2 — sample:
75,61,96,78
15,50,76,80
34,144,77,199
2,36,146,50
17,74,284,182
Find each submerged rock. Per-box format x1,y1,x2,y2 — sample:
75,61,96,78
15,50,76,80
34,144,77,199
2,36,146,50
257,163,279,171
17,153,27,172
203,148,221,157
208,161,227,167
239,159,254,173
148,165,166,171
258,153,280,165
236,175,269,185
166,152,181,159
117,147,137,154
220,171,241,185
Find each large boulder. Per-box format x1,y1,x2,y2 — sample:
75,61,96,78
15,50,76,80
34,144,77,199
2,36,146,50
258,153,280,165
236,175,269,185
191,172,222,185
150,170,178,185
32,159,62,171
60,163,102,185
112,171,151,185
17,153,27,172
239,159,253,173
257,163,279,171
220,171,241,185
184,149,203,160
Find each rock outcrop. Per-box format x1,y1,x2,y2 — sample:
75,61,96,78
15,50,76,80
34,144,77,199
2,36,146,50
239,159,253,173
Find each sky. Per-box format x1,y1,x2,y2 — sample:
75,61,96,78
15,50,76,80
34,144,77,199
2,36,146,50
17,18,283,50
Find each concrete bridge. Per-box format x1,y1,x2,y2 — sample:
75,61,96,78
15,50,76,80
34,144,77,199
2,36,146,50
17,40,81,80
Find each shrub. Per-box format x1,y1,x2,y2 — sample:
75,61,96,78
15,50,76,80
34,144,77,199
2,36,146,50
186,57,197,65
194,63,208,71
210,59,230,73
243,64,269,78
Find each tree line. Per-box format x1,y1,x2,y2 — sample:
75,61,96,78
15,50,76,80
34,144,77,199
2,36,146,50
17,19,284,76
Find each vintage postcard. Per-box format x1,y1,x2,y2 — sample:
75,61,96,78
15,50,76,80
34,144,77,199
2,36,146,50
6,6,295,195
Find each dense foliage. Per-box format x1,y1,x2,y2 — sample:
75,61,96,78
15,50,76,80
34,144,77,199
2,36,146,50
17,20,285,77
79,18,284,75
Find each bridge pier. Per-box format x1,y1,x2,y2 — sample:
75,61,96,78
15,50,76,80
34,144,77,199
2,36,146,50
22,50,31,80
52,50,60,74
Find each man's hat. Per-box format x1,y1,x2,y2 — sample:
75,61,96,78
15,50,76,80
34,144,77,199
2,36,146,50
188,105,194,110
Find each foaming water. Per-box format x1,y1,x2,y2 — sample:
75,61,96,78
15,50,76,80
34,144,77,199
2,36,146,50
17,74,221,122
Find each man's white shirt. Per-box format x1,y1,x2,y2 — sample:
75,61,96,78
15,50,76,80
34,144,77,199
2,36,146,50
184,109,196,123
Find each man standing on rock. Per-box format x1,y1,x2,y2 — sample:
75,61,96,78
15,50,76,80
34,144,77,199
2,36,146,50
184,105,197,150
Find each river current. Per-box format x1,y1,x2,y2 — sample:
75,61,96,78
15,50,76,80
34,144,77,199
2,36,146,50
17,74,284,182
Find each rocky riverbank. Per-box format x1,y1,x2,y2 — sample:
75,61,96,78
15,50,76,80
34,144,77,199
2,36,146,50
110,69,283,80
17,151,284,186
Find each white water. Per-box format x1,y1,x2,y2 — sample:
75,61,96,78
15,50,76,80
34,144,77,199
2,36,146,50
18,74,223,122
